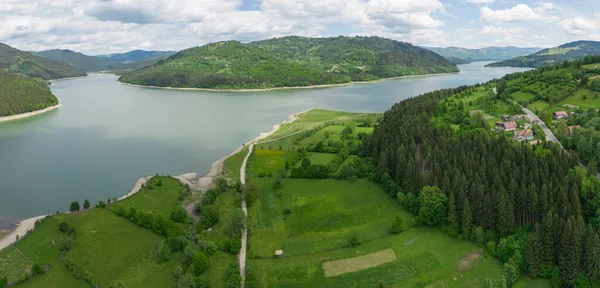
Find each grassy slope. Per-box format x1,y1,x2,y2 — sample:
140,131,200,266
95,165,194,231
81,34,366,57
56,209,178,288
0,70,59,117
14,263,91,288
110,176,183,216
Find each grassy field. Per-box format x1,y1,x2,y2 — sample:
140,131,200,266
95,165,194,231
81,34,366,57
14,217,64,267
512,91,536,102
55,209,178,288
110,176,184,216
14,263,91,288
582,63,600,71
223,146,249,182
247,149,298,177
558,88,600,109
529,100,550,111
248,178,414,258
0,246,31,284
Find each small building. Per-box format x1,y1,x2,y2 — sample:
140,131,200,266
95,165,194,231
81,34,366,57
568,125,581,136
554,111,568,119
275,250,284,257
498,121,518,132
514,129,534,141
512,114,524,121
501,114,511,121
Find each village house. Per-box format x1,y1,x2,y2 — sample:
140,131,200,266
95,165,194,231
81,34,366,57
568,125,580,136
501,114,511,121
511,114,523,121
553,111,568,119
498,121,518,132
514,129,534,141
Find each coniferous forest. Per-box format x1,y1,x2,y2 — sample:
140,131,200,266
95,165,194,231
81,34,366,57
363,59,600,287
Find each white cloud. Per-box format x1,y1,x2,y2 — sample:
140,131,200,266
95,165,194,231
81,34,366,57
559,17,599,36
463,0,496,4
480,4,542,22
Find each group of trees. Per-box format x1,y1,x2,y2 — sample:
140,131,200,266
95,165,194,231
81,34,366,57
0,70,59,117
363,77,600,286
120,36,458,90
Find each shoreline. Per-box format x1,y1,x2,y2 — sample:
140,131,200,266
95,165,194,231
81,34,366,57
120,71,459,92
0,108,310,251
0,104,62,123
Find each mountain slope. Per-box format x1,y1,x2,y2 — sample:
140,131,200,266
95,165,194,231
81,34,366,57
0,43,86,80
103,50,176,63
426,46,543,62
35,49,123,72
0,70,58,117
119,36,458,90
487,41,600,68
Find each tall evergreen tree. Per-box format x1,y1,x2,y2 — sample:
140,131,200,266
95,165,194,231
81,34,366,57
461,198,473,237
586,232,600,280
497,192,512,237
526,232,542,277
447,192,458,234
559,218,580,286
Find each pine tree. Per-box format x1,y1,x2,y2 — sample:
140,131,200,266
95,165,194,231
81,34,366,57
559,218,579,286
461,198,473,237
526,232,541,277
447,192,458,234
586,232,600,280
497,192,512,237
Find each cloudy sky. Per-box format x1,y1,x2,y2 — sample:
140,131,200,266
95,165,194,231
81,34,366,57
1,0,599,55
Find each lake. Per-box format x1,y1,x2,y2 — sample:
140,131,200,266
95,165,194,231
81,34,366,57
0,62,529,219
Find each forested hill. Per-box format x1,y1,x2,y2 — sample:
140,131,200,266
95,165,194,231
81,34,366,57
0,43,86,80
0,70,58,117
35,49,123,72
487,41,600,68
426,46,542,63
119,36,458,90
362,56,600,286
103,50,176,63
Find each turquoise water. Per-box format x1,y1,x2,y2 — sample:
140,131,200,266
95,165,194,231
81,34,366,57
0,62,529,218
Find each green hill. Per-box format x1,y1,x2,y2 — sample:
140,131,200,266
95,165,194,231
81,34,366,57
0,70,58,117
426,46,542,62
35,49,123,72
487,40,600,68
119,36,458,90
102,50,176,63
0,43,86,80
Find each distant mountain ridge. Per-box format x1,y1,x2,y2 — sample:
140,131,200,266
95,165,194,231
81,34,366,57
0,43,86,80
487,40,600,68
425,46,543,62
102,50,176,63
35,49,123,72
119,36,459,90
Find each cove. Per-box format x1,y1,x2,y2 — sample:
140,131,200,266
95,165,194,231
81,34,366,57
0,62,529,219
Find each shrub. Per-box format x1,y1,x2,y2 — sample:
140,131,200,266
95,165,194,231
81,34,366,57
198,240,217,256
173,265,183,281
31,263,44,276
171,206,189,224
126,207,137,220
114,206,126,217
193,203,202,214
0,277,7,288
177,273,196,288
348,235,360,247
83,199,90,209
391,215,404,234
154,240,171,263
152,214,170,235
60,237,73,252
230,209,247,236
215,177,228,192
167,235,188,252
229,235,242,254
69,201,80,212
188,252,209,275
95,201,107,208
200,205,219,229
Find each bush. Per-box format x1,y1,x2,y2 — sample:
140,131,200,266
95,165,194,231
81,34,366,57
198,240,217,256
188,252,209,275
60,237,73,252
215,177,228,192
177,273,196,288
0,277,7,288
171,206,189,224
200,205,219,229
154,240,171,263
167,235,188,252
348,235,360,247
229,235,242,254
391,215,404,234
83,199,90,209
31,263,44,276
230,209,246,237
69,201,80,212
95,201,107,208
58,221,75,235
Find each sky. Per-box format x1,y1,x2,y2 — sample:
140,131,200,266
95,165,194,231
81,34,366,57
1,0,599,55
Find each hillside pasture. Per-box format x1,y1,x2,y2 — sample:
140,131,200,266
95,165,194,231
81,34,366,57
110,176,185,216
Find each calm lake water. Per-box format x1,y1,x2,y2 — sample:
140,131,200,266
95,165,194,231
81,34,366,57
0,62,529,218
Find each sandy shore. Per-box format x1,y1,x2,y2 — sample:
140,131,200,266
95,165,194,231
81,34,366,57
120,72,458,92
0,104,62,123
0,215,47,251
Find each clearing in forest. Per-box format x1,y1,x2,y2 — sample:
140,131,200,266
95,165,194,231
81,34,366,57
322,248,397,277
